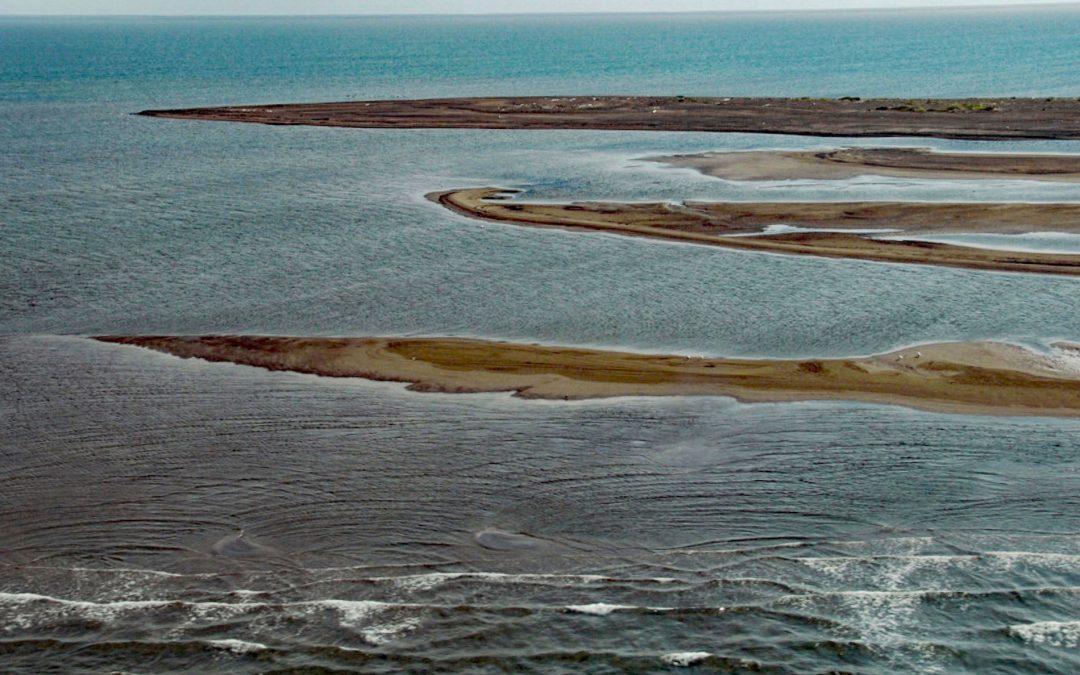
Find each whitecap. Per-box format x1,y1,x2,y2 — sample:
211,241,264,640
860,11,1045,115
384,571,673,592
206,639,267,654
661,651,712,666
565,603,631,615
0,592,174,613
1010,621,1080,648
361,617,421,645
311,599,390,628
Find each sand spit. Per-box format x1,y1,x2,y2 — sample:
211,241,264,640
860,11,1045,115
138,96,1080,140
96,336,1080,417
653,148,1080,183
433,188,1080,276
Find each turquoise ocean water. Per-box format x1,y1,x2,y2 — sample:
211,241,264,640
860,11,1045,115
1,9,1079,672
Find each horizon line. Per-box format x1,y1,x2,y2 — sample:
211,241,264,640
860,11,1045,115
3,1,1080,18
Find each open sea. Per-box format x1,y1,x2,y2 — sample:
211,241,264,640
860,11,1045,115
2,8,1079,672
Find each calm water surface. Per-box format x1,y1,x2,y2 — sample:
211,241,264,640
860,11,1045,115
2,10,1079,672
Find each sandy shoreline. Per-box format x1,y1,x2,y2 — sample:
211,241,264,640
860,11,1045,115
654,148,1080,182
138,96,1080,140
96,335,1080,417
433,188,1080,275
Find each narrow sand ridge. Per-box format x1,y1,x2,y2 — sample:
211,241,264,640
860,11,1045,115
434,188,1080,276
138,96,1080,140
653,148,1080,182
97,336,1080,417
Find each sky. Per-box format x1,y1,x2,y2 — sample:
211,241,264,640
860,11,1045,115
1,0,1078,16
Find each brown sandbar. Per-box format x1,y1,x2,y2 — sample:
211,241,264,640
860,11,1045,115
138,96,1080,141
434,188,1080,276
96,335,1080,417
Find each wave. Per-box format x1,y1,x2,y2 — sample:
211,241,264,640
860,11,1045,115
565,603,637,615
359,617,422,645
0,637,766,671
0,592,712,622
3,565,679,586
0,592,811,638
16,565,197,578
210,571,684,601
1,592,193,611
12,549,1077,584
1009,621,1080,648
378,571,678,592
777,586,1080,602
205,638,268,654
7,583,1074,616
794,551,1080,566
661,651,713,666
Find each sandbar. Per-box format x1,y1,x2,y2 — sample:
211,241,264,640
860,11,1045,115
434,188,1080,276
654,147,1080,182
138,96,1080,140
96,335,1080,417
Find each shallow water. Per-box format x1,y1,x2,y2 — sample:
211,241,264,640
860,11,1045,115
2,336,1078,672
3,10,1080,673
881,231,1080,255
6,120,1080,357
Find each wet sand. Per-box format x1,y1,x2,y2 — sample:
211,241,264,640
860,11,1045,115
138,96,1080,140
97,335,1080,417
434,188,1080,276
654,148,1080,182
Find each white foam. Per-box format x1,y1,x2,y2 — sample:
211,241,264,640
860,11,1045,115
387,571,581,592
313,599,390,628
0,592,260,633
0,592,395,629
835,592,919,648
361,617,421,645
728,224,901,237
565,603,632,615
383,571,674,591
0,592,671,623
389,573,459,592
988,551,1080,563
797,550,1080,579
1009,621,1080,648
775,588,923,650
206,639,268,654
62,566,192,578
661,651,712,666
0,592,174,612
1046,345,1080,376
0,593,178,632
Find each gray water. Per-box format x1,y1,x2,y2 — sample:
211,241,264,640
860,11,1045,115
7,121,1080,357
3,336,1079,672
2,11,1080,673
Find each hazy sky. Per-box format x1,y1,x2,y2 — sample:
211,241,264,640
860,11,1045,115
1,0,1078,16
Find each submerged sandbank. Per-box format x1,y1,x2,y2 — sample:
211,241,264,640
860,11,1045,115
433,188,1080,276
653,148,1080,182
97,336,1080,417
137,96,1080,140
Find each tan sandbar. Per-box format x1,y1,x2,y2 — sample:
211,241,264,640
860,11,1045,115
434,188,1080,276
97,335,1080,417
653,148,1080,182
